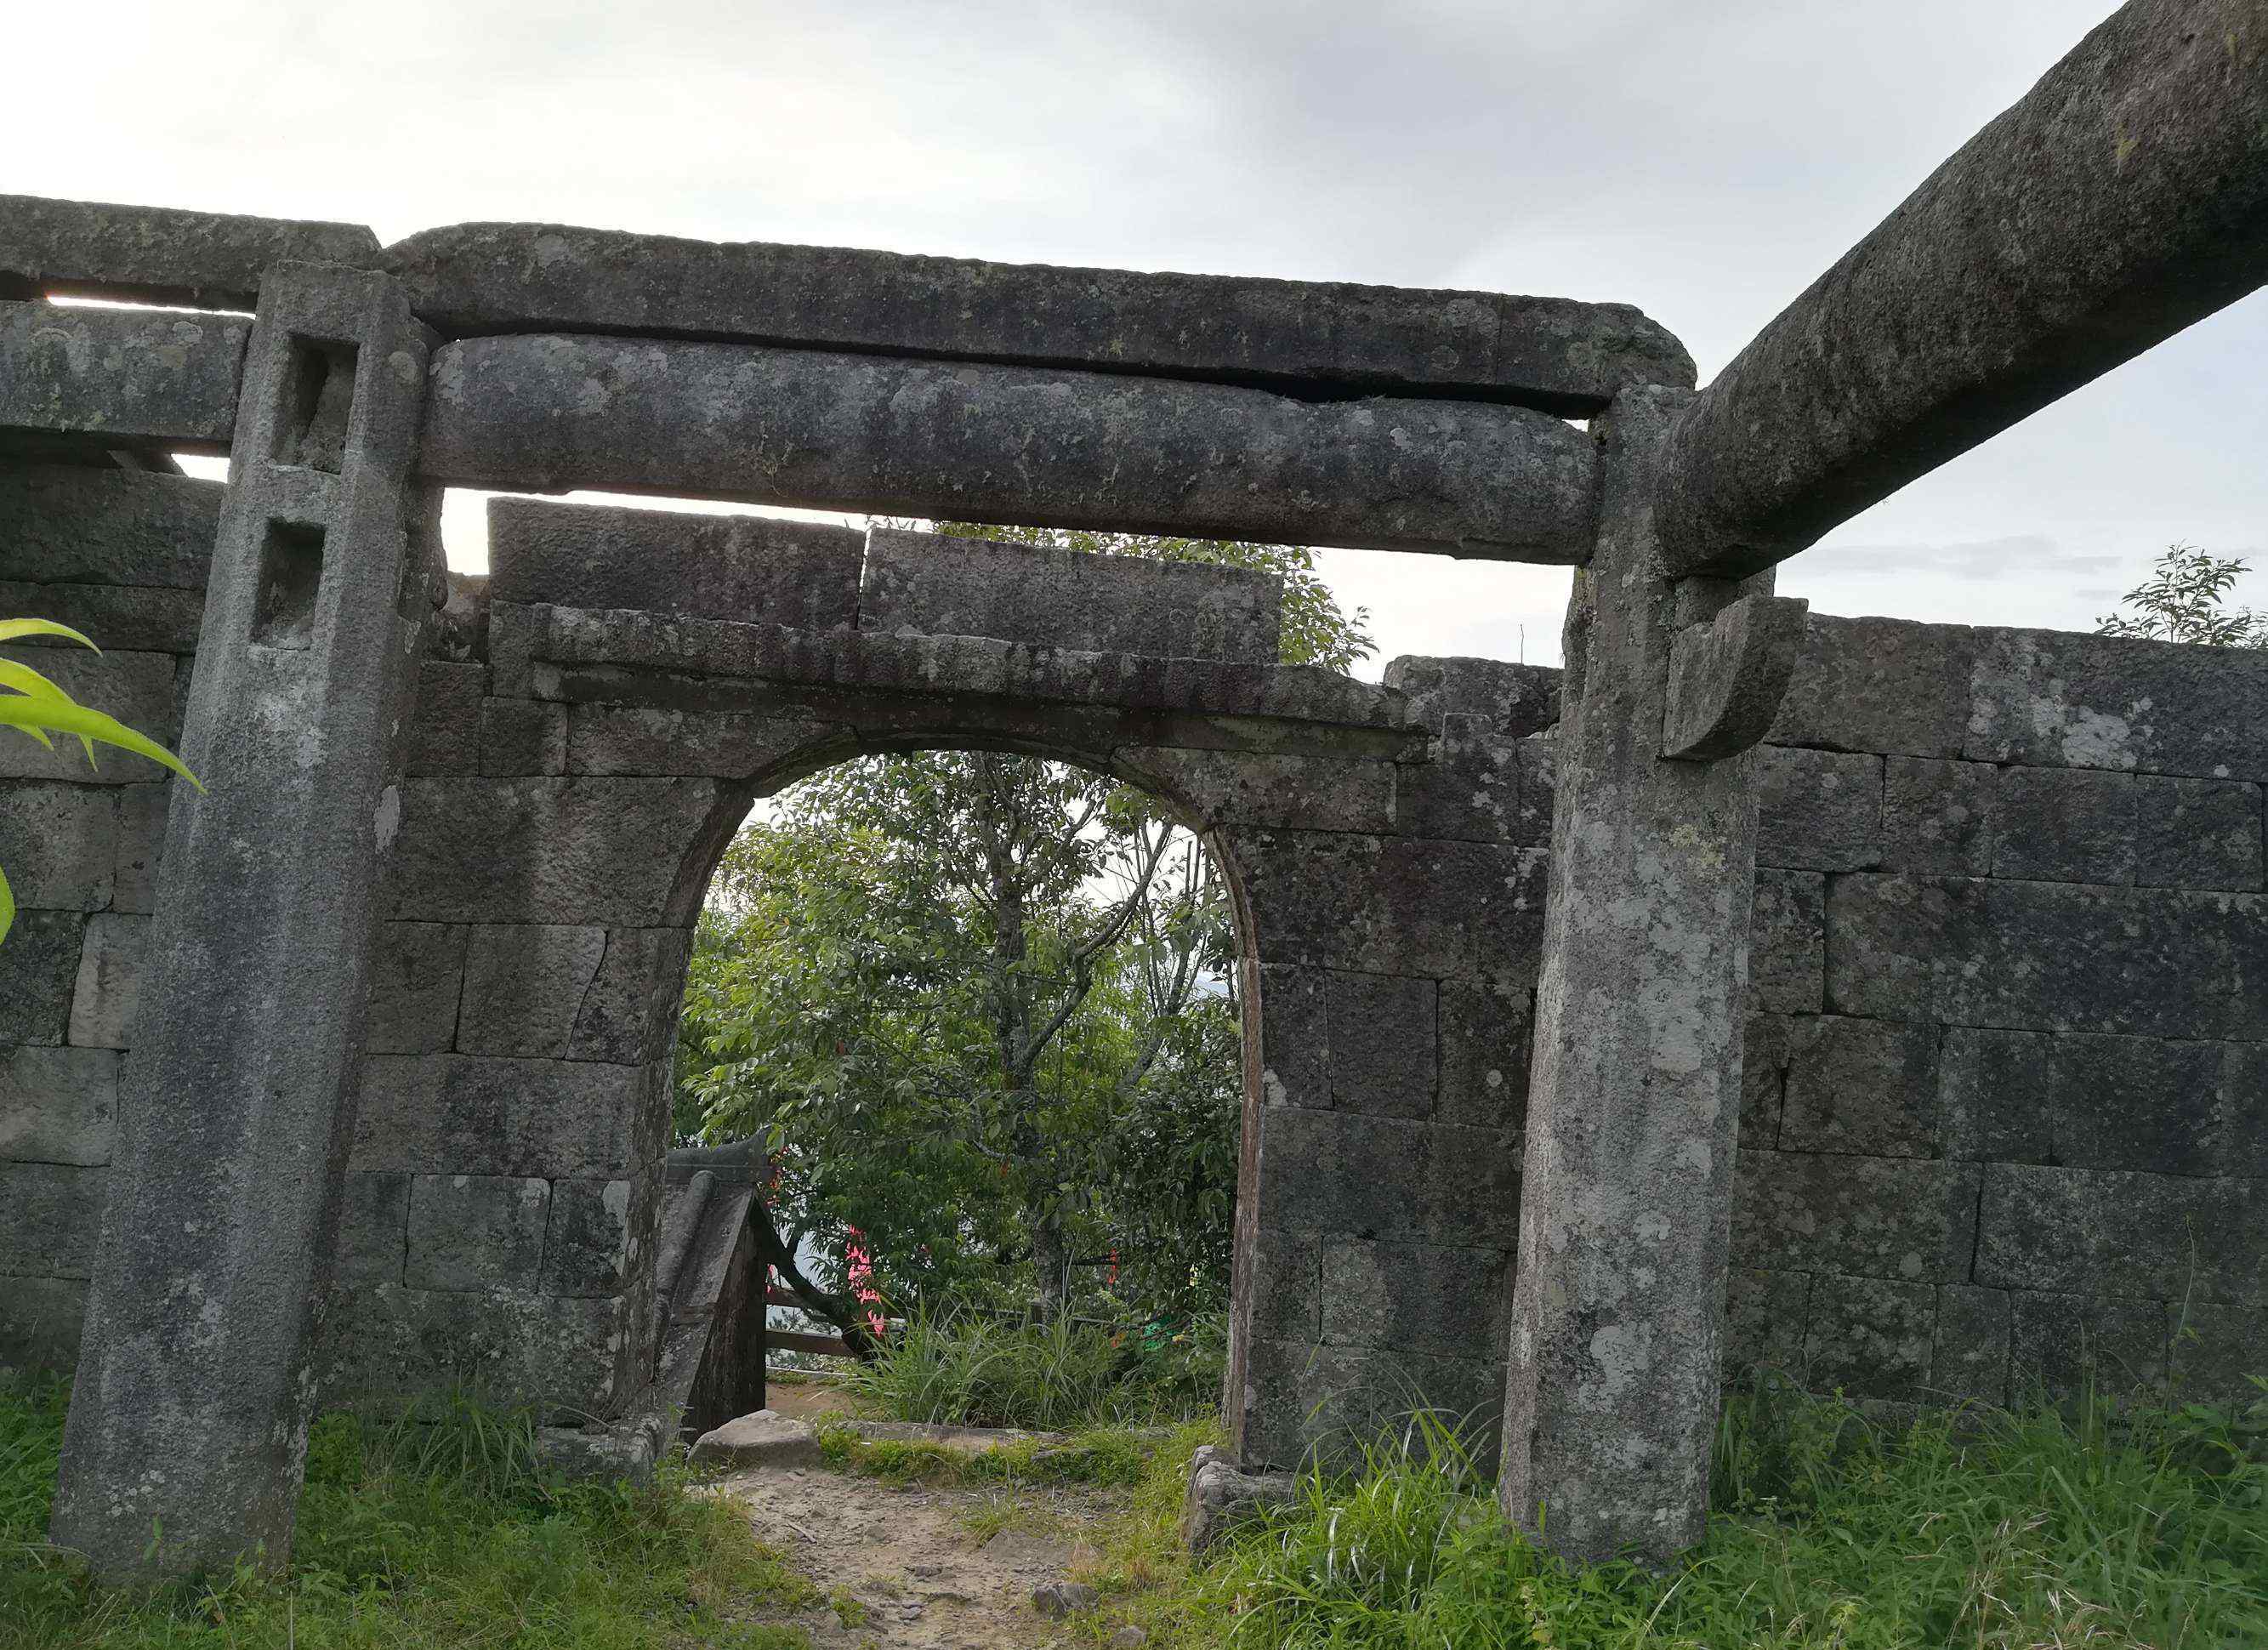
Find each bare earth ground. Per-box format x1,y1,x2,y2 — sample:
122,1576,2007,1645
713,1380,1126,1648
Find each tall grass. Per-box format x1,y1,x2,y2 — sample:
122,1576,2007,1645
1,1376,815,1649
1077,1378,2268,1649
838,1309,1219,1431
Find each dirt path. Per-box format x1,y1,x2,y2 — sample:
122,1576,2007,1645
716,1455,1126,1648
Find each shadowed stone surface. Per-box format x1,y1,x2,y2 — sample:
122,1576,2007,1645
419,334,1600,560
1,194,378,310
383,221,1694,413
0,302,245,448
0,464,218,589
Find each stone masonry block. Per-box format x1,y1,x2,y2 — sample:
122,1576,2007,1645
405,660,485,777
389,777,735,927
1242,1338,1503,1473
1425,1124,1523,1251
1781,1015,1938,1158
1118,747,1395,835
0,580,203,655
2169,1302,2268,1402
0,463,219,589
1748,869,1823,1016
1880,757,1996,876
1322,1238,1510,1361
2009,1290,2169,1399
1238,832,1526,980
1803,1276,1936,1402
1436,976,1531,1131
2049,1033,2222,1177
1822,873,1982,1022
1257,964,1327,1109
479,699,567,776
111,785,166,915
1938,1028,2055,1164
0,910,82,1046
1975,1164,2265,1307
1242,1226,1322,1345
1930,1284,2012,1406
2225,1043,2268,1180
1945,881,2264,1041
567,928,692,1066
0,651,176,784
566,706,840,781
1966,626,2268,780
334,1170,409,1286
2136,777,2262,891
316,1282,633,1418
456,924,609,1058
1392,722,1524,844
1993,767,2135,885
0,1161,103,1277
1724,1268,1810,1378
0,1045,119,1165
861,526,1282,664
353,1054,645,1181
0,783,114,910
406,1173,551,1291
541,1178,634,1297
1732,1149,1980,1283
1257,1106,1518,1249
1327,970,1436,1119
1379,657,1560,738
66,913,144,1050
488,496,864,629
364,922,468,1055
1769,616,1975,760
1739,1014,1791,1148
1755,748,1881,872
0,1274,88,1374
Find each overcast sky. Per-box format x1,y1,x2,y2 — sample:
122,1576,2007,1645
16,0,2264,674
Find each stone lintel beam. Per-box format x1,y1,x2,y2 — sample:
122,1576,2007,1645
0,299,246,449
0,194,379,310
1660,591,1809,760
49,265,437,1584
384,221,1694,414
1656,0,2268,579
490,600,1420,758
420,335,1600,561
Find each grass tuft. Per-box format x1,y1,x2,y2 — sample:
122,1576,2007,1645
837,1309,1217,1432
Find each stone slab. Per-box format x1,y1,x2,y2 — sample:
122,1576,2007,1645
541,1177,634,1296
405,1172,550,1291
0,193,378,309
334,1169,409,1287
420,334,1601,562
1748,868,1824,1016
364,922,467,1055
1321,1238,1510,1360
2009,1289,2170,1398
385,219,1693,413
1754,748,1881,872
1780,1014,1938,1158
0,301,244,447
455,923,609,1057
1723,1268,1810,1377
1381,656,1560,738
0,909,82,1045
0,1044,120,1166
0,578,204,655
1967,626,2268,781
1117,747,1395,835
1880,756,1996,876
1992,767,2134,885
1975,1164,2265,1306
0,650,178,784
861,527,1281,664
1930,1284,2012,1406
478,699,566,776
67,912,145,1049
352,1052,651,1180
0,1160,103,1276
2136,777,2262,891
0,464,219,589
1766,617,1975,760
1803,1276,1937,1402
564,705,839,780
487,496,864,629
0,783,116,911
1731,1149,1980,1283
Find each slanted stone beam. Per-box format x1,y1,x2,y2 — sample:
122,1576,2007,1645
0,300,246,450
1655,0,2268,579
418,334,1600,560
48,265,437,1585
384,222,1693,414
0,194,379,310
1502,387,1767,1568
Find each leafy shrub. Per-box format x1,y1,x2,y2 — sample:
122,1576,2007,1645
838,1308,1219,1431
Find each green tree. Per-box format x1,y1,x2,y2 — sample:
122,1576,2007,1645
675,529,1371,1341
2096,543,2266,647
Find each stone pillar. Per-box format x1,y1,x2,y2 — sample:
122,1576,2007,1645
1499,386,1791,1568
50,265,437,1584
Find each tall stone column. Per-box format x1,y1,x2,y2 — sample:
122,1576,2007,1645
1499,386,1800,1568
50,265,438,1584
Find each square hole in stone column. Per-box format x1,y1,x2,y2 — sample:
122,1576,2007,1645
275,337,359,472
253,520,326,649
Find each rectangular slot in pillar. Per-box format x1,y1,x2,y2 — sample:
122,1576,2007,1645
253,520,325,649
274,337,358,472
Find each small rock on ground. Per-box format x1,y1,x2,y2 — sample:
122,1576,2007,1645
690,1408,821,1469
1032,1580,1100,1619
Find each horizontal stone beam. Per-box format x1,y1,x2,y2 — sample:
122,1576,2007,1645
421,336,1599,560
385,222,1692,414
0,301,245,448
0,464,220,589
0,195,378,310
1655,0,2268,578
490,601,1415,740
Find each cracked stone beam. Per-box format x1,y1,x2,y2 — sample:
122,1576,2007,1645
1654,0,2268,580
417,334,1601,561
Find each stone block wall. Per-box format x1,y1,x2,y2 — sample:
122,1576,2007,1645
0,463,206,1374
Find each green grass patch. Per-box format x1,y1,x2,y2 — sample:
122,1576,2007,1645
1073,1380,2268,1648
813,1418,1152,1488
836,1309,1219,1432
2,1378,817,1649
